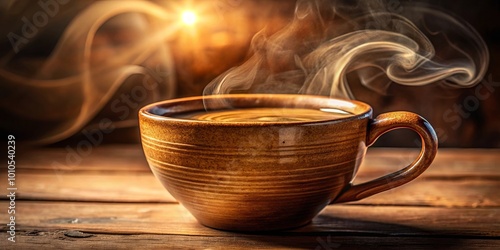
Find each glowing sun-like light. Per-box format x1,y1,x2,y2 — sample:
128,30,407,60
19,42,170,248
181,10,197,26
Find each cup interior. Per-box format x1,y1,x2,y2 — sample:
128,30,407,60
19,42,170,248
141,94,372,124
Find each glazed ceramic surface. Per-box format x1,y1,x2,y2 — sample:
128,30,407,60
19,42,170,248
139,94,437,231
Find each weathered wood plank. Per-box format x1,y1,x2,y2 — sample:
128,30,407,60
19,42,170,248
359,148,500,178
354,178,500,207
0,171,168,202
2,171,498,207
17,145,149,173
2,201,499,238
0,172,174,203
17,146,500,178
2,231,498,250
7,146,499,207
7,145,498,249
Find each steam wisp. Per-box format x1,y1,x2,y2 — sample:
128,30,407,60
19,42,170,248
0,1,180,144
203,0,489,103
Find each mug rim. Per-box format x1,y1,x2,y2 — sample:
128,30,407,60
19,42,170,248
139,94,373,126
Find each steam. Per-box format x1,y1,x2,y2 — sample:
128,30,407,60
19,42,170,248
203,0,489,101
0,1,178,144
0,0,489,143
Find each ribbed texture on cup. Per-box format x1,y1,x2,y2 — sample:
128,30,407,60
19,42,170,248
140,117,367,231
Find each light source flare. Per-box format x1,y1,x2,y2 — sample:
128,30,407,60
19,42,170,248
181,10,197,26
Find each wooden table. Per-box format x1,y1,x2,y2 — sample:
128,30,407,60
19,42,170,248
1,145,499,249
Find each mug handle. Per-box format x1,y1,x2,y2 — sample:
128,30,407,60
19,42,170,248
332,111,438,203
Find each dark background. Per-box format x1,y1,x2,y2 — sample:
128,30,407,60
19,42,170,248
1,0,499,148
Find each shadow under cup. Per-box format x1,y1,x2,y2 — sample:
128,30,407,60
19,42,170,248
139,94,437,231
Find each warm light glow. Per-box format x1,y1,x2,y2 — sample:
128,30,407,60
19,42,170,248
181,10,197,26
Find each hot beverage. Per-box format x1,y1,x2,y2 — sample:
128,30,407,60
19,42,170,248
139,94,437,231
172,107,353,122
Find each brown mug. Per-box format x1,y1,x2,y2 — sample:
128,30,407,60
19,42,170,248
139,94,438,231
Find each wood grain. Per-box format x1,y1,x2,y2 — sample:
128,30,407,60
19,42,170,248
16,146,500,177
16,145,149,172
3,231,499,250
1,172,173,203
360,148,500,178
1,201,498,237
2,146,499,248
4,146,499,207
2,172,498,208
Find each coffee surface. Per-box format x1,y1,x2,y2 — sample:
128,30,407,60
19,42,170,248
172,108,353,122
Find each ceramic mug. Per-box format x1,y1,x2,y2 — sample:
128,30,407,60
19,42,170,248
139,94,438,231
